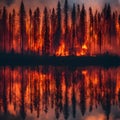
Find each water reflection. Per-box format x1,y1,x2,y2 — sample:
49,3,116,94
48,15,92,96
0,66,120,120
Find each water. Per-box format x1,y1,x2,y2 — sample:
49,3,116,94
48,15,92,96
0,66,120,120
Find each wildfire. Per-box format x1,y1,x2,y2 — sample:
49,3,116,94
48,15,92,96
56,40,69,56
76,44,88,56
0,1,120,56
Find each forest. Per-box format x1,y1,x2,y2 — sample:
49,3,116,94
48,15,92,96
0,0,120,56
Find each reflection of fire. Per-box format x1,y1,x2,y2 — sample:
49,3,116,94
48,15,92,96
1,67,120,119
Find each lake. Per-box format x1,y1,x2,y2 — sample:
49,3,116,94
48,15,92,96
0,66,120,120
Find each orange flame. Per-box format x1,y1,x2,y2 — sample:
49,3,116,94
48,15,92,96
56,40,69,56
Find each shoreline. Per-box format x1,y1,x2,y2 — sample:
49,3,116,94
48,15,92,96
0,53,119,67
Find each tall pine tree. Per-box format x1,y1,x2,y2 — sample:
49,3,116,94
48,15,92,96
42,7,50,55
19,1,27,54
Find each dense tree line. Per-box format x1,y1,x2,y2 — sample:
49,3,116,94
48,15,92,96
0,1,120,56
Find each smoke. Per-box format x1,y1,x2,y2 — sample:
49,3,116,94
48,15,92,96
0,0,15,6
0,0,119,11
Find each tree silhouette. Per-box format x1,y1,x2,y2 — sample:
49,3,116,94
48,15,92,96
8,9,15,52
76,4,81,50
0,10,2,51
54,1,62,54
119,14,120,27
33,9,37,51
93,10,98,52
42,7,50,55
80,5,86,46
107,4,112,45
11,9,15,51
2,6,8,52
9,13,12,51
111,12,117,44
70,4,76,55
33,7,40,53
97,13,102,53
29,8,32,52
89,7,93,54
50,8,57,55
64,0,69,53
19,1,26,54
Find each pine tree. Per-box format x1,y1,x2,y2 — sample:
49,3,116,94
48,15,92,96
93,10,98,53
0,9,2,51
111,12,117,44
42,7,50,55
2,6,8,52
0,9,2,18
64,0,68,38
50,8,57,55
76,4,81,49
9,13,12,52
80,5,86,46
89,7,93,54
77,4,80,24
8,9,15,52
71,3,76,55
36,7,40,53
33,10,37,51
107,4,112,45
97,13,102,53
12,9,15,51
119,14,120,27
29,9,32,52
19,1,26,54
64,0,69,53
33,7,40,53
54,1,62,54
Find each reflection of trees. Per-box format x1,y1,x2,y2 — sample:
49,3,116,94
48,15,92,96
79,71,86,116
54,67,62,119
71,70,77,118
0,67,120,120
42,66,50,113
89,72,93,112
3,67,8,113
20,68,27,120
72,82,76,118
63,68,71,120
101,73,116,120
30,68,33,113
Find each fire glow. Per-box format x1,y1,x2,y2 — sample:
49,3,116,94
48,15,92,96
0,0,120,56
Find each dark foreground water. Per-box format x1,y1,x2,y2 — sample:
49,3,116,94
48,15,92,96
0,66,120,120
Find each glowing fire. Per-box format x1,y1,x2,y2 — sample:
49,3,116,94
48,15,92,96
76,44,88,56
0,2,120,56
55,40,88,56
56,40,69,56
